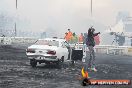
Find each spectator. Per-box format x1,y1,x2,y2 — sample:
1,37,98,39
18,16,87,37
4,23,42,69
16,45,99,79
70,32,78,44
67,29,72,43
86,27,100,72
64,32,69,42
79,33,84,43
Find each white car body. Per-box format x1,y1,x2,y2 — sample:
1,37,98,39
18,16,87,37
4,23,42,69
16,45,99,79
26,38,69,67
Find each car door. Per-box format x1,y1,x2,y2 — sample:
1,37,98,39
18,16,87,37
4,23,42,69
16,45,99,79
61,41,69,62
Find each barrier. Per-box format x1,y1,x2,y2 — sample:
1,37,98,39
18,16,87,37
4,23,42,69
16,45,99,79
11,37,38,44
1,37,132,56
70,44,132,57
0,37,38,45
95,45,132,56
0,37,12,45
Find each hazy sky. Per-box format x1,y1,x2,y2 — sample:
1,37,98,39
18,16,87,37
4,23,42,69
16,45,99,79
0,0,132,37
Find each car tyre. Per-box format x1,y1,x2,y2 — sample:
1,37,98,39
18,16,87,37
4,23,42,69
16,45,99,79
71,60,75,65
56,56,64,68
30,59,37,67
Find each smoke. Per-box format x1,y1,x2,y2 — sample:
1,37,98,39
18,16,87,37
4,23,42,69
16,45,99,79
1,0,132,37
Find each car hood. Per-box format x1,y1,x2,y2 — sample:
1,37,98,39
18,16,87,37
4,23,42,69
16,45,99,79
28,45,58,50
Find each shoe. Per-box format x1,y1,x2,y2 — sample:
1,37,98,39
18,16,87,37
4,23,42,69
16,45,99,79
91,68,97,72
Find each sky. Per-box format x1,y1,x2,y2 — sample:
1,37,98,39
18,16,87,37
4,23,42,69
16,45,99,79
0,0,132,37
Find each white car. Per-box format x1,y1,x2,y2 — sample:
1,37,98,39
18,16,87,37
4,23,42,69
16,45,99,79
26,38,69,67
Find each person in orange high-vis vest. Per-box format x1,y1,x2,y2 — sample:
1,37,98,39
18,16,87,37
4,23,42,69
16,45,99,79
64,32,69,42
79,33,84,42
67,29,72,43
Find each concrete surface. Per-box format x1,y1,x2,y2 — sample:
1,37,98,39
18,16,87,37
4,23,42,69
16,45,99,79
0,45,132,88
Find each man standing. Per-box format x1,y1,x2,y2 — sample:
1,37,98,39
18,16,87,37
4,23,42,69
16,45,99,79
64,32,69,42
67,29,72,43
87,27,100,71
71,32,78,44
79,33,84,43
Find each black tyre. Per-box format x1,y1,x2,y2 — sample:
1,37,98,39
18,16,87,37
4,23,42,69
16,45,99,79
71,60,75,65
45,62,50,65
56,56,64,68
30,59,37,67
61,56,64,62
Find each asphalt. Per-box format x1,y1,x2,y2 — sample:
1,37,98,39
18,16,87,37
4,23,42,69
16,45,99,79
0,45,132,88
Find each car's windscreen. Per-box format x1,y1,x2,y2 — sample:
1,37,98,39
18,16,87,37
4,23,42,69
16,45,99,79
35,40,59,47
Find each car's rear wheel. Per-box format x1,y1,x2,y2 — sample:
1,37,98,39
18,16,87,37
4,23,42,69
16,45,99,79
56,56,64,68
61,56,64,62
30,59,37,67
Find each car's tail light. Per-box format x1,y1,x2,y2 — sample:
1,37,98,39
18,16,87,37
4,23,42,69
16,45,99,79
26,49,35,53
47,50,56,55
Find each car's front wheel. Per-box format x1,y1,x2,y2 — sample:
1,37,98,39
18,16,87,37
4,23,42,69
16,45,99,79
30,59,37,67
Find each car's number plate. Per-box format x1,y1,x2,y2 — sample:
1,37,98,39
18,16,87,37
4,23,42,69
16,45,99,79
37,57,45,59
41,57,45,59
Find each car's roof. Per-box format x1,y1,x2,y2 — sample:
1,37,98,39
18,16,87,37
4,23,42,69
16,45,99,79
38,38,66,42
